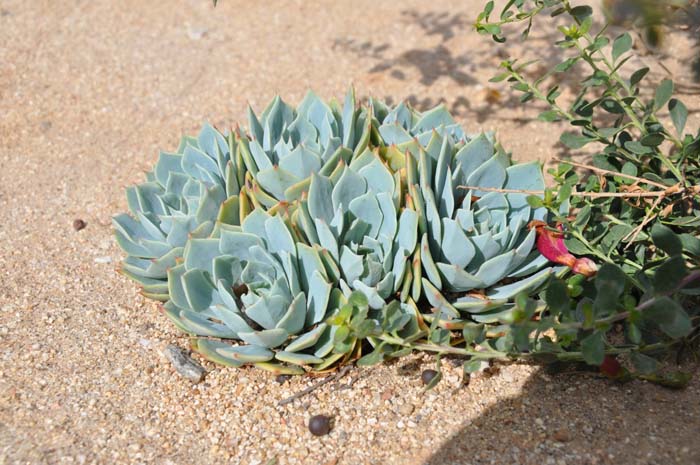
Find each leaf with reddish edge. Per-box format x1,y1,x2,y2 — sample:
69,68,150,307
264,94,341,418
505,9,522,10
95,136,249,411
528,221,597,277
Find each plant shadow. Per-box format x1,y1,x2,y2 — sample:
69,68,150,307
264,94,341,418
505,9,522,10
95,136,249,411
422,363,700,465
333,8,573,118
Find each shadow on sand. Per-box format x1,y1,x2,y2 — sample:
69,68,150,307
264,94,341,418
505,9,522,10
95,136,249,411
423,363,700,465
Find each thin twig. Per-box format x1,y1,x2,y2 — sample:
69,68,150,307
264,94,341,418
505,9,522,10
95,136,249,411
551,158,669,189
456,186,543,195
456,185,667,198
622,194,665,247
277,365,353,406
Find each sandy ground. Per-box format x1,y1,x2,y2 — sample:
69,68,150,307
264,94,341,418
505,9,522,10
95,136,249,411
1,0,700,464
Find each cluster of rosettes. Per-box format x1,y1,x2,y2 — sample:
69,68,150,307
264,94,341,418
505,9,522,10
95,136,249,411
114,90,557,374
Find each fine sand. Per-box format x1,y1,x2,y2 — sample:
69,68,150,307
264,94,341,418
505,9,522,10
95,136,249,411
1,1,699,464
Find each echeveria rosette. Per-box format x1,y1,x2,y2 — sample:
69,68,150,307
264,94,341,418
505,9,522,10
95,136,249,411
239,89,371,207
295,148,418,307
376,102,558,326
164,208,344,374
288,148,427,353
113,123,247,300
370,99,468,171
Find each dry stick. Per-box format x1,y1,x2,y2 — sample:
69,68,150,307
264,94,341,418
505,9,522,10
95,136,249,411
277,365,353,406
550,157,669,189
622,195,665,247
456,185,666,198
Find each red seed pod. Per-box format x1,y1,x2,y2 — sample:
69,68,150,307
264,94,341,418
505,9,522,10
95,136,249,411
600,355,623,378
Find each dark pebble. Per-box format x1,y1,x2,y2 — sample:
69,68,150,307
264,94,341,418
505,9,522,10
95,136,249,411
73,219,87,231
421,369,438,385
275,374,291,384
308,414,332,436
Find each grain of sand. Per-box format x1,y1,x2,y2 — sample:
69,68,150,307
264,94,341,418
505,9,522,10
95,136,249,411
1,1,700,464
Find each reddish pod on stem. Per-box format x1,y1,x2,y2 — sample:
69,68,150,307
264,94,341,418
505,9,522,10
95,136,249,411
528,221,598,277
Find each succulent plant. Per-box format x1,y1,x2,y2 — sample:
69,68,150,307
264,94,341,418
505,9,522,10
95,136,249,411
375,102,558,324
114,92,563,374
164,149,426,373
113,123,247,300
113,90,364,301
293,147,419,308
163,206,346,374
240,89,371,206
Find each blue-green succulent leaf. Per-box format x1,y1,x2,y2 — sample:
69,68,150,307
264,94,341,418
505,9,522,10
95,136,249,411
182,269,216,312
440,218,476,268
285,323,328,352
437,262,483,291
307,271,332,325
276,292,307,334
453,133,494,179
487,267,557,299
256,166,300,200
332,168,367,213
474,252,515,287
275,351,324,365
422,279,460,318
184,238,220,274
215,344,275,363
219,231,264,261
349,193,383,238
238,328,289,348
308,173,335,226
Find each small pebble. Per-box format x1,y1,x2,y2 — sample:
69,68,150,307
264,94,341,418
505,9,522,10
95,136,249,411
39,121,52,131
275,374,291,384
73,219,87,231
421,369,438,385
308,414,331,436
163,345,206,383
398,403,414,416
187,26,208,40
553,429,572,442
94,256,112,264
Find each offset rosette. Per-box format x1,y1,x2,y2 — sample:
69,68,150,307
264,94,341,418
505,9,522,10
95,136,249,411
240,89,371,206
164,208,343,373
376,102,557,324
294,148,419,308
113,124,246,300
113,90,367,301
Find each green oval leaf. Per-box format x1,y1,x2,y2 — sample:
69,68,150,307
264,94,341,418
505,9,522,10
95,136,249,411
612,33,632,63
654,79,674,111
